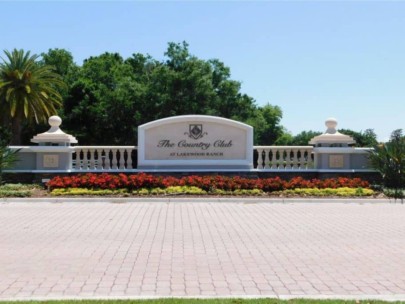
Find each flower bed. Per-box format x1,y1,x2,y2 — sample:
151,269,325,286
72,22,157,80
47,173,370,193
50,186,375,197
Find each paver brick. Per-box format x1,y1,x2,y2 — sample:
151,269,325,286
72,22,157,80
1,201,405,299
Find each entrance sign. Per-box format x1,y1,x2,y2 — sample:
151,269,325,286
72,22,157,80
138,115,253,169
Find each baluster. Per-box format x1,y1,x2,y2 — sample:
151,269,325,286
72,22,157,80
278,149,285,169
256,148,263,169
306,149,314,169
271,148,278,169
126,148,133,169
80,149,89,170
73,149,79,170
285,148,292,169
119,149,126,169
79,151,83,170
301,149,305,169
104,149,111,170
264,148,270,169
292,149,299,169
71,151,77,170
298,149,302,169
95,149,103,170
303,149,309,169
111,149,118,169
89,149,96,170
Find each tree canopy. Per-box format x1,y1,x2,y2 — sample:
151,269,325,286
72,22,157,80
1,43,383,147
339,128,378,147
37,42,285,145
273,129,378,147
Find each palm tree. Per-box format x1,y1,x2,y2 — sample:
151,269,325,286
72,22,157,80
0,49,66,145
368,129,405,199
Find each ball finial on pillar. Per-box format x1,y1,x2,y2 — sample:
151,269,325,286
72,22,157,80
325,117,338,134
48,115,62,128
31,115,78,144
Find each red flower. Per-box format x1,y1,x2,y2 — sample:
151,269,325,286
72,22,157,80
47,174,370,192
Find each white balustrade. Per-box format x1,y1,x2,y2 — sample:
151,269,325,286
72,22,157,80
71,145,313,171
254,146,314,170
72,146,136,171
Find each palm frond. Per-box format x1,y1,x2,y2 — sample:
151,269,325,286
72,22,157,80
0,49,65,125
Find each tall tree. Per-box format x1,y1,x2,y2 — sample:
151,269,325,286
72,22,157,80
41,48,76,77
62,52,144,144
0,49,66,144
19,48,79,143
60,42,276,145
247,104,284,145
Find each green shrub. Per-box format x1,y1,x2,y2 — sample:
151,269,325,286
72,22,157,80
51,188,127,196
0,183,39,197
0,189,31,197
48,186,374,197
0,183,38,191
0,127,20,185
232,189,264,196
133,188,151,195
383,188,405,199
368,129,405,199
150,188,166,195
211,188,264,196
213,189,228,195
166,186,207,195
50,186,268,196
280,187,374,197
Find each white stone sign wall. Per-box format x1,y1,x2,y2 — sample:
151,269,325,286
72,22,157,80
138,115,253,169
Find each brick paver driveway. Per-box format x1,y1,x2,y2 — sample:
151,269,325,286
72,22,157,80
1,199,405,300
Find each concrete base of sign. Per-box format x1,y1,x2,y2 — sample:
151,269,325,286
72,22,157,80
138,115,254,170
138,164,253,170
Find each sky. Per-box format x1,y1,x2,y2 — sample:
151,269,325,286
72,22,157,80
1,1,404,141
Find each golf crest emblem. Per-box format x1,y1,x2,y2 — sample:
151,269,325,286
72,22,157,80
185,124,208,140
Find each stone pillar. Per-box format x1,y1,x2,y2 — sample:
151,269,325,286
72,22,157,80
309,118,357,170
30,116,78,171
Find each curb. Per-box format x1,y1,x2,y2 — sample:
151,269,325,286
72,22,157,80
0,197,395,204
